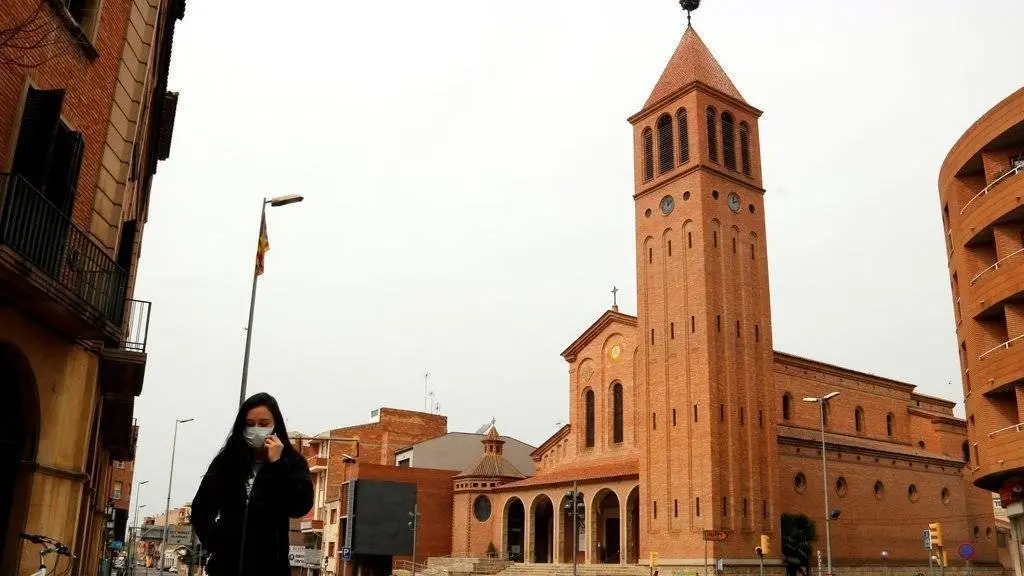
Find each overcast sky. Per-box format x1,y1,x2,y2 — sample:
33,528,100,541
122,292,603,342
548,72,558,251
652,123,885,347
130,0,1024,515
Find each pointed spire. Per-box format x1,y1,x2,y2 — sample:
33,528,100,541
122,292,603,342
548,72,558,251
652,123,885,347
643,26,746,111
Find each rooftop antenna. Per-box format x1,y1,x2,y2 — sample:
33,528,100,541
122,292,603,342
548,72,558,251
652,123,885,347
423,372,430,412
680,0,700,26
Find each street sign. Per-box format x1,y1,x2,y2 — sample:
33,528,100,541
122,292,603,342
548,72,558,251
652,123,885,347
703,530,729,542
923,529,933,550
342,547,352,561
958,542,975,560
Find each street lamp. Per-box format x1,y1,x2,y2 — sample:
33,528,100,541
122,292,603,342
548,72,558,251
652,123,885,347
881,550,888,576
128,481,148,575
238,194,305,407
803,391,839,576
158,418,193,573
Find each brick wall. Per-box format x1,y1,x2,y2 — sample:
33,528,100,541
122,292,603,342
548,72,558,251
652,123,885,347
347,463,456,565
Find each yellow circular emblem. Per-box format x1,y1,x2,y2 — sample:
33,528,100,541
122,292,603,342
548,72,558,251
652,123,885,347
609,344,622,362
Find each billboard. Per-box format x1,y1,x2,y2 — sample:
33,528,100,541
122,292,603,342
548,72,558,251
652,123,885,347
350,479,416,556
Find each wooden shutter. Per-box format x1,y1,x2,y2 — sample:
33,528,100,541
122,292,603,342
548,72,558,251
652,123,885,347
116,220,138,271
11,87,65,191
44,125,85,215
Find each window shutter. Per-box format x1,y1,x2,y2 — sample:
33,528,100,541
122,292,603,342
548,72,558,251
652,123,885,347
116,220,138,271
12,87,65,191
156,91,179,161
44,126,85,215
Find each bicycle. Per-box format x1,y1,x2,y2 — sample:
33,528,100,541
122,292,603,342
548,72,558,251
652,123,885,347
19,532,74,576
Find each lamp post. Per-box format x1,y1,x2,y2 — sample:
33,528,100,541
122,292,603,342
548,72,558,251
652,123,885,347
158,418,193,573
881,550,888,576
803,392,839,576
564,481,583,576
128,480,147,575
238,194,304,407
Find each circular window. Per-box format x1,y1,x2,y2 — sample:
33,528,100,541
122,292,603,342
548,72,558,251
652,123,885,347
644,208,652,218
794,473,806,494
873,481,884,500
908,484,919,503
473,495,492,522
748,204,755,213
683,191,691,201
835,477,848,497
941,487,951,505
712,190,720,200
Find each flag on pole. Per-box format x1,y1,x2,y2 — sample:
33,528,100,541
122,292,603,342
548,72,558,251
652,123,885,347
255,213,270,276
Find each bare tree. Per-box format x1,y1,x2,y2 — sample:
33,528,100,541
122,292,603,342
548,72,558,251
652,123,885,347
0,1,81,69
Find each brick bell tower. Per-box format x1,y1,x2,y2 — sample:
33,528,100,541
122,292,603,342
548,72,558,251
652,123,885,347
629,14,778,565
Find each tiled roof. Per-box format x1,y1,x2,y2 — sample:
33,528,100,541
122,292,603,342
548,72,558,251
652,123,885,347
643,26,745,110
456,453,525,480
777,425,965,465
497,457,639,491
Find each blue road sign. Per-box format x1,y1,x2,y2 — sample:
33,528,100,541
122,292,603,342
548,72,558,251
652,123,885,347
923,529,932,550
342,547,352,561
958,542,975,560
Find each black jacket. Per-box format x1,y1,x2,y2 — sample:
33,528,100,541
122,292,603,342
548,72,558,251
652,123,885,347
191,450,314,576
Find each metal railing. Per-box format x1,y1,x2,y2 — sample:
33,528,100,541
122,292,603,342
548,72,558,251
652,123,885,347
119,299,151,352
979,333,1024,360
988,422,1024,439
0,173,127,326
970,247,1024,285
960,163,1024,216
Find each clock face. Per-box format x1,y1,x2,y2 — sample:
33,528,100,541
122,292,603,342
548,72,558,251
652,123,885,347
660,195,675,215
727,192,741,213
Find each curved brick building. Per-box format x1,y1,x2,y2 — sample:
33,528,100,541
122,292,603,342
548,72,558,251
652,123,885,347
939,86,1024,568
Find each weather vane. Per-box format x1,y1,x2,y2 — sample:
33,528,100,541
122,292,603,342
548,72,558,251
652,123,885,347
680,0,700,25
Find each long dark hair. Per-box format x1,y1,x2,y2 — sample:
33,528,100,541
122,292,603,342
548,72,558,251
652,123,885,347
212,393,297,483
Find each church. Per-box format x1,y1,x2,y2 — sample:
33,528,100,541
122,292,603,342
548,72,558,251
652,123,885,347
447,16,1002,572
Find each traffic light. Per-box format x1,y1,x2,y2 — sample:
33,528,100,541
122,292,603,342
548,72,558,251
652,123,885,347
928,522,943,548
759,534,771,556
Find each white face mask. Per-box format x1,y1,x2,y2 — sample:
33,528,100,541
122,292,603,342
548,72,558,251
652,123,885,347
243,426,274,449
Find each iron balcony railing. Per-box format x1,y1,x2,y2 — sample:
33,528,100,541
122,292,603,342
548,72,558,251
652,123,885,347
121,298,152,353
960,163,1024,216
0,173,128,327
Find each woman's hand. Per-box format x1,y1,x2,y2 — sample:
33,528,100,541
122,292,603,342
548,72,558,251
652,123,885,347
265,434,284,463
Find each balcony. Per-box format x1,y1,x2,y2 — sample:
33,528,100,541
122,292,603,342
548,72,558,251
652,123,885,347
99,300,149,460
960,165,1024,244
974,423,1024,491
976,334,1024,395
300,519,324,533
0,173,128,342
969,249,1024,317
308,455,328,472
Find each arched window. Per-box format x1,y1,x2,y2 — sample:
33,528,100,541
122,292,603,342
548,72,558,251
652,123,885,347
739,121,751,175
854,407,864,433
585,389,595,448
782,393,792,421
677,108,690,164
642,128,654,181
612,383,624,444
962,440,970,463
721,112,736,170
657,114,675,174
886,412,894,437
706,107,718,163
822,402,830,428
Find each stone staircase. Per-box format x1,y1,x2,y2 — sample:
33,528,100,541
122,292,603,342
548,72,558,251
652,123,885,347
494,563,650,576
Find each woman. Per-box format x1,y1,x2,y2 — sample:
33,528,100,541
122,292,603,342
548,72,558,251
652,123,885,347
192,393,314,575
